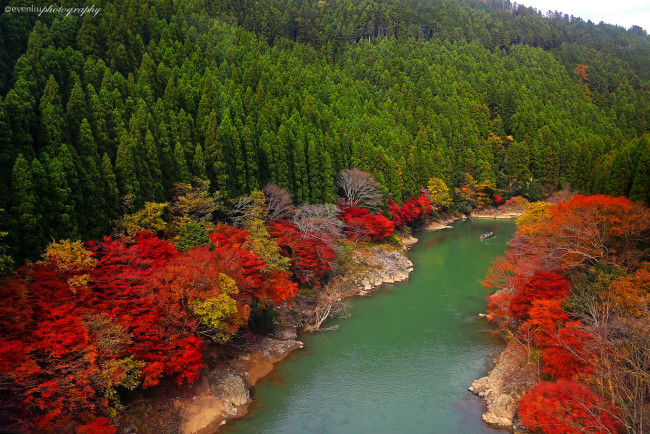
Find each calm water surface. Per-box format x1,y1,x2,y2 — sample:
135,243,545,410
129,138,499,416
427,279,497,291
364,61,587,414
225,220,515,434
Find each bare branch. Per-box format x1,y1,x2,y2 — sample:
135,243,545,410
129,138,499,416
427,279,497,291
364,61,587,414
229,194,264,227
337,169,383,211
262,184,295,221
292,204,344,244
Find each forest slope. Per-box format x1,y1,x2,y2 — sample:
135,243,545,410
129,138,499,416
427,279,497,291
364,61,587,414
0,0,649,262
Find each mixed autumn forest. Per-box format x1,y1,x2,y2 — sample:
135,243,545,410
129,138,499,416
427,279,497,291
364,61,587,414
0,0,649,432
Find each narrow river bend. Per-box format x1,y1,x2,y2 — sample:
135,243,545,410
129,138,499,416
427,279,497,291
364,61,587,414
225,220,515,434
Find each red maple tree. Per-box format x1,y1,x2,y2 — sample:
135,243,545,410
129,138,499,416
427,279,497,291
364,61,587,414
519,380,621,433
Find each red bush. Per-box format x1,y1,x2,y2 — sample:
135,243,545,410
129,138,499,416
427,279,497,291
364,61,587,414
0,222,304,430
518,299,568,346
519,380,621,433
210,224,298,304
541,321,594,379
388,191,432,228
509,271,570,319
268,220,335,287
339,205,395,241
77,417,116,434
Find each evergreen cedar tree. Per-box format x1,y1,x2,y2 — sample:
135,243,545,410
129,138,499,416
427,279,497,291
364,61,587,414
1,0,649,263
484,194,650,433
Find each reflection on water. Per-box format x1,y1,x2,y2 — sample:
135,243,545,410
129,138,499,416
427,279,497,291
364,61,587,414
225,220,515,434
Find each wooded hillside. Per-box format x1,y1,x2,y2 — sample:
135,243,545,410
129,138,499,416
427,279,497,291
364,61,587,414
1,0,649,263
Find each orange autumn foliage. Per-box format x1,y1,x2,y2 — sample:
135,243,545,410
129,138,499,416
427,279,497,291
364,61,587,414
573,64,589,83
516,195,650,269
209,224,298,304
483,194,650,432
509,271,570,319
146,246,250,339
607,263,650,317
519,380,621,433
518,298,568,346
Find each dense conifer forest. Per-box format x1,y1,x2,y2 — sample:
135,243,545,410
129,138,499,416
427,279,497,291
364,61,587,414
0,0,648,263
0,0,649,432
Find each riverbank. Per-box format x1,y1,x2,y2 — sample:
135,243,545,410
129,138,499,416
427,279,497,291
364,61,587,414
119,212,518,433
175,337,305,434
201,211,518,432
467,205,528,432
469,341,537,432
470,201,525,220
225,219,518,433
171,236,417,433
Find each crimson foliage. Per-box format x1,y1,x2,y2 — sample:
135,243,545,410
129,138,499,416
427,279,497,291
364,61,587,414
388,191,432,227
509,271,570,319
541,322,593,379
209,224,298,304
268,220,335,287
0,232,203,431
519,380,621,434
338,205,395,241
87,232,202,388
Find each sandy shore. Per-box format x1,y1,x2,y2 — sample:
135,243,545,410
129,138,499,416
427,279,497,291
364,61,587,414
426,221,453,230
176,338,304,434
471,211,523,219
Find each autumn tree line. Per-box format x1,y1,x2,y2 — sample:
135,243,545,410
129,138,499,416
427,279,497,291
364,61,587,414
0,0,649,265
484,195,650,433
0,167,437,431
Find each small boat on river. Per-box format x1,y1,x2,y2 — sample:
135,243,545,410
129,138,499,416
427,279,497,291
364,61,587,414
479,232,494,240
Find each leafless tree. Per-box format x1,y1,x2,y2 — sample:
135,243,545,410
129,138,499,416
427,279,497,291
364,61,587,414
582,315,650,433
292,204,344,245
337,168,383,211
304,278,354,332
262,184,294,221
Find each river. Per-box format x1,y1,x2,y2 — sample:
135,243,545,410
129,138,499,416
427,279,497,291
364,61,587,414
224,219,515,434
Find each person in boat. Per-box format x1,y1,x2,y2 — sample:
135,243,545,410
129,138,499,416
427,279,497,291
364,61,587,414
479,232,494,239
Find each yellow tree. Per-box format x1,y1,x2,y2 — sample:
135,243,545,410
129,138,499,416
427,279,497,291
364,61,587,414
426,177,452,209
515,202,553,237
44,239,97,290
118,202,168,237
232,190,290,272
189,274,247,341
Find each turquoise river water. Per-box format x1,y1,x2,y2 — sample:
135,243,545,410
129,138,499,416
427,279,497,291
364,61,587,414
224,219,515,434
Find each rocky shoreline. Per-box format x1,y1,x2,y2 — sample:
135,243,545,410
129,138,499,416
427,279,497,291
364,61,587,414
469,341,537,432
148,210,522,434
176,337,305,434
176,235,420,433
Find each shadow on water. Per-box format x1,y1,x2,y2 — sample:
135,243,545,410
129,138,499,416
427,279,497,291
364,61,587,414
421,231,456,248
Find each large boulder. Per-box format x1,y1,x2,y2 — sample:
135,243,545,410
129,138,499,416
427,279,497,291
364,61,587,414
207,369,251,407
